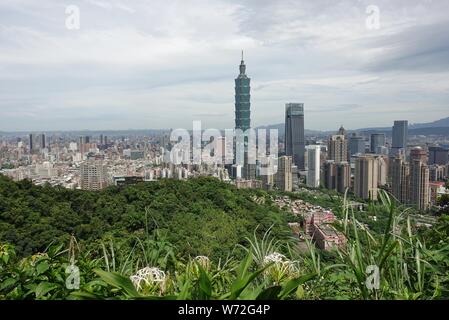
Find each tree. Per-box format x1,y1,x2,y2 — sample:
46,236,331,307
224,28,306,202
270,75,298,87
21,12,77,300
437,194,449,216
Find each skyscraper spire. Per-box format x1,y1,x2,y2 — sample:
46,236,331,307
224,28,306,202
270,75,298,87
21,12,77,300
239,51,246,75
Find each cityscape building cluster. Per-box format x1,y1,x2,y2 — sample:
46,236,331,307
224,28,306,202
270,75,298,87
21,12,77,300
1,55,449,212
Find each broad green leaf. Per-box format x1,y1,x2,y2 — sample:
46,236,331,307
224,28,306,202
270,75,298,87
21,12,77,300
94,269,141,298
278,273,316,300
0,278,17,291
256,286,282,300
198,265,212,299
230,262,272,299
35,282,58,297
36,261,50,275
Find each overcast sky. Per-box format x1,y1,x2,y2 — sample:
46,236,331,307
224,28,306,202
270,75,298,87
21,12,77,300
1,0,448,131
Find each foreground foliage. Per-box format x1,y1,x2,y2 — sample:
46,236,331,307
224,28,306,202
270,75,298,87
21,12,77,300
1,176,448,300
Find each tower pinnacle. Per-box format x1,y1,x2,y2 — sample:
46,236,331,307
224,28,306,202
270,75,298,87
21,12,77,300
239,51,246,75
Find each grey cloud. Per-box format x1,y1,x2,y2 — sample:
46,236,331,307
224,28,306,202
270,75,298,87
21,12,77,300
0,0,448,131
363,20,449,73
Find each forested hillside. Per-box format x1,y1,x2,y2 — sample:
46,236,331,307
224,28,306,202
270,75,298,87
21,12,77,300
0,175,295,260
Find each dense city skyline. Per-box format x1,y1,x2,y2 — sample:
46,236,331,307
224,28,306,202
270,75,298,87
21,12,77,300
1,0,449,131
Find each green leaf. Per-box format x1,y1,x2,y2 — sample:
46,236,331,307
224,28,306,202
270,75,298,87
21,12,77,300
94,269,141,298
0,278,17,291
296,285,305,299
47,243,65,258
278,273,316,300
2,252,9,265
177,279,192,300
35,282,58,297
230,255,273,300
36,261,50,275
256,286,282,300
198,265,212,299
379,241,398,270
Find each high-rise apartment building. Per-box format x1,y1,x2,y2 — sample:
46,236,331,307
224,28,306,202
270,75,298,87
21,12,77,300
354,155,379,200
370,133,385,153
306,145,320,188
323,160,337,190
285,103,305,169
80,161,109,191
323,160,350,193
390,150,430,211
375,155,388,187
275,156,292,192
429,165,446,182
410,146,428,164
391,120,408,155
336,162,351,194
410,160,430,211
328,128,348,163
391,156,410,204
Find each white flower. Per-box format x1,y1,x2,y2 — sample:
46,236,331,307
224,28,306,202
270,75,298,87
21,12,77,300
262,252,299,281
130,267,166,291
194,255,211,270
263,252,288,265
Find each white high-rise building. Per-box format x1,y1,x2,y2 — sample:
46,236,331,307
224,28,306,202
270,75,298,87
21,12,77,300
80,161,109,191
306,145,321,188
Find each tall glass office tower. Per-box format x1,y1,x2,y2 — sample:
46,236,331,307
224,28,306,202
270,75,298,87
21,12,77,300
235,52,251,132
392,120,408,149
349,133,365,156
370,133,386,153
392,120,408,156
285,103,305,169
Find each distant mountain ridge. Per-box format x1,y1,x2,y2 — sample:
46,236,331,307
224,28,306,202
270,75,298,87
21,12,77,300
1,117,448,136
357,116,449,131
410,117,449,129
258,116,449,136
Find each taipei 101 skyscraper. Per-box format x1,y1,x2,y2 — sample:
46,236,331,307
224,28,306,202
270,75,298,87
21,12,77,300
235,51,251,132
233,51,256,179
